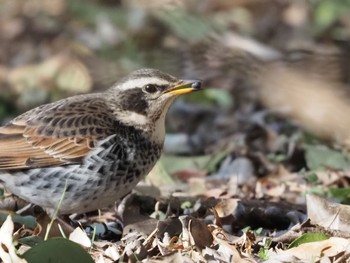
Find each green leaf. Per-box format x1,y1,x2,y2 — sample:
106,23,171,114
67,0,127,27
181,201,192,209
184,88,233,108
203,89,233,108
18,236,44,247
312,0,350,34
305,173,319,183
22,238,94,263
156,9,217,41
328,187,350,203
258,238,272,260
267,153,288,162
304,145,350,170
0,212,37,230
289,233,329,248
314,0,338,31
160,152,226,175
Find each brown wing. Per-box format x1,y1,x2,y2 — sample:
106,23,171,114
0,94,116,170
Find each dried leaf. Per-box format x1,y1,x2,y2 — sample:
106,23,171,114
0,216,27,263
307,194,350,233
69,227,92,248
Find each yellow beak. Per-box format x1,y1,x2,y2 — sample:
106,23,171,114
166,80,202,96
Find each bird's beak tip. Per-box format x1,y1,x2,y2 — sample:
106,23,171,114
166,80,202,96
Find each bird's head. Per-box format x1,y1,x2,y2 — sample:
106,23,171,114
106,68,201,141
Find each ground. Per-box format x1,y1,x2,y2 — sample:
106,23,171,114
1,0,350,262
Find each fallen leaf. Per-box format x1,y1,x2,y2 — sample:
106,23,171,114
0,215,28,263
69,227,92,248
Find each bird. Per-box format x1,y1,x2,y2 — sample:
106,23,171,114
0,68,202,216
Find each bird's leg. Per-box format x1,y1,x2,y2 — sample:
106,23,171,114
116,192,135,226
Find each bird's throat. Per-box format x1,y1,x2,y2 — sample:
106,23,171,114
113,109,165,144
117,111,149,127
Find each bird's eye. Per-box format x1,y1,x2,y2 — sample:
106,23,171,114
143,84,158,94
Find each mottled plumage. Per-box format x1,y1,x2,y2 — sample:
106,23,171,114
0,68,201,215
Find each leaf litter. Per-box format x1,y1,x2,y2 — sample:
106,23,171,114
1,0,350,262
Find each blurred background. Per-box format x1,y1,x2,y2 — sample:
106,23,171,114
1,0,350,203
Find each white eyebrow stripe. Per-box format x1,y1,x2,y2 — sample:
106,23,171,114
119,77,171,90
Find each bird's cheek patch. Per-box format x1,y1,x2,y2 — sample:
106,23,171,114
120,88,148,116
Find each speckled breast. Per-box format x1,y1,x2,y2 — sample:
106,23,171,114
0,130,163,215
91,132,163,186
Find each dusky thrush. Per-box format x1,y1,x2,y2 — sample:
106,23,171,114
0,68,201,215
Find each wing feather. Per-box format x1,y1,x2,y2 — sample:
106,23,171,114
0,94,116,170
